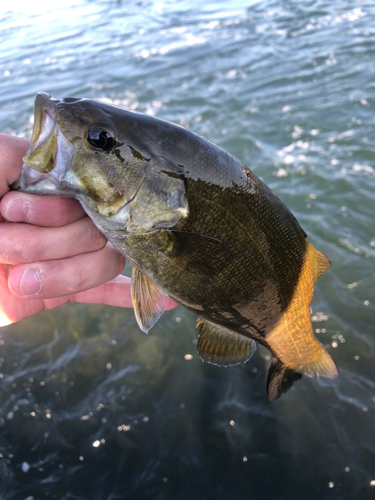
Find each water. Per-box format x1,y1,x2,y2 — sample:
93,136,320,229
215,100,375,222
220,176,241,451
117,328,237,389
0,0,374,498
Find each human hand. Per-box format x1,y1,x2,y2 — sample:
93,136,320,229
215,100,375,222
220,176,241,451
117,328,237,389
0,133,177,326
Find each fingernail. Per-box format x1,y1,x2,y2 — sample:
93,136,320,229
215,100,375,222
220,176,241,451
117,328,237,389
20,268,42,297
4,198,29,222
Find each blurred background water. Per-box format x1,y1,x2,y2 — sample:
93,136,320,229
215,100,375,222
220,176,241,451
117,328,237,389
0,0,375,498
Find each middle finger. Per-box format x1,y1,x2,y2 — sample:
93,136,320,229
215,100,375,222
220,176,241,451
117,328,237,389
8,243,126,299
0,216,107,265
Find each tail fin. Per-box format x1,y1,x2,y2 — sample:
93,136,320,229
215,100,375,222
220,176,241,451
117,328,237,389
267,359,302,401
267,346,338,401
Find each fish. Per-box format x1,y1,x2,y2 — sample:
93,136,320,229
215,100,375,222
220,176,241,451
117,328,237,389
14,91,338,400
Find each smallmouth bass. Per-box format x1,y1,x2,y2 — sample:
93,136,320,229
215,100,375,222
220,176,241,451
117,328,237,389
14,91,338,400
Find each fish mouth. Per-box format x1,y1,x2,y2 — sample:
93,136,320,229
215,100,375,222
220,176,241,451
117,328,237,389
13,91,74,193
28,91,55,153
23,91,60,173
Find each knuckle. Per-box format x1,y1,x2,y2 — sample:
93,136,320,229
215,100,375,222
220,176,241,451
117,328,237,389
108,246,126,275
67,264,92,294
82,220,107,250
54,196,77,217
52,197,84,224
0,225,33,263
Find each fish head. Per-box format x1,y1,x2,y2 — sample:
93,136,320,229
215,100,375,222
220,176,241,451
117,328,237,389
15,92,188,230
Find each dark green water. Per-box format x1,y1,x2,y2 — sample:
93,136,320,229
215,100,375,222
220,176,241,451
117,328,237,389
0,1,374,499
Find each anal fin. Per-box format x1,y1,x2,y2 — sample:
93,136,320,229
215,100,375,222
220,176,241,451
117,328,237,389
197,318,256,367
131,266,169,333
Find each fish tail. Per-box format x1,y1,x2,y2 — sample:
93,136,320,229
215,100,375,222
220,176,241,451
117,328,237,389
267,359,302,401
266,240,336,401
267,345,338,401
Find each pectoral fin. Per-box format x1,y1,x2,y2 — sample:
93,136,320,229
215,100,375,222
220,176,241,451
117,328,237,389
197,318,256,366
131,267,169,333
161,230,228,277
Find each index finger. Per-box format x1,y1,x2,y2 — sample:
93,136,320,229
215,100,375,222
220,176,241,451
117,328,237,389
1,191,85,227
0,134,30,198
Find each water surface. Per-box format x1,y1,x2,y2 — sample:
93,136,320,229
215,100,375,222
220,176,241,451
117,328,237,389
0,1,374,499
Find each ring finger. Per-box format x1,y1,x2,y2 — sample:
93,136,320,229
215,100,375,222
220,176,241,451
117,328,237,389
0,216,107,265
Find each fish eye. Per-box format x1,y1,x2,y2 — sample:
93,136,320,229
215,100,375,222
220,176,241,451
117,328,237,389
87,128,115,151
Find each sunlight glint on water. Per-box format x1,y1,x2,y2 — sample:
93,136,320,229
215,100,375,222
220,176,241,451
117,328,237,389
0,1,374,499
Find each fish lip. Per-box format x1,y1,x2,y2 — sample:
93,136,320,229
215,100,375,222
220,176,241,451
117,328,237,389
28,92,52,147
22,92,59,164
13,92,74,192
12,92,57,190
12,163,53,191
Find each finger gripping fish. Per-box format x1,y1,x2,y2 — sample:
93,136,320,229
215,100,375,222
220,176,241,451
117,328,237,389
15,91,338,400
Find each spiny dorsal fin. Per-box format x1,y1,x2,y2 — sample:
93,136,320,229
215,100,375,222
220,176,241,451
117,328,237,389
267,358,302,401
197,318,256,367
131,266,169,333
307,242,331,283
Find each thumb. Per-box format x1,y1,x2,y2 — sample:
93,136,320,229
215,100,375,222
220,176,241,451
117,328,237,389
0,134,30,198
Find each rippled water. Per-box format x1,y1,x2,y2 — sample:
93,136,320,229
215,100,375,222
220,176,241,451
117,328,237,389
1,0,375,498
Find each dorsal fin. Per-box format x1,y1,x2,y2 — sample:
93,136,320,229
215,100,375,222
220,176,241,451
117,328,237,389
307,242,331,283
197,318,256,367
131,266,169,333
